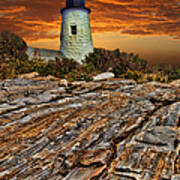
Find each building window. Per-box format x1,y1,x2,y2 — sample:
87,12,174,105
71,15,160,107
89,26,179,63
71,25,77,35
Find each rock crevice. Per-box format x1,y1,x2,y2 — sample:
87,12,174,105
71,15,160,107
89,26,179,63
0,77,179,179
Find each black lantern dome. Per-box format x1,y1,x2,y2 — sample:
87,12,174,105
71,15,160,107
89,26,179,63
61,0,90,13
66,0,85,8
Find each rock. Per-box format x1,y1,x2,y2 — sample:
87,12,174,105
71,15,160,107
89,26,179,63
18,72,39,79
170,79,180,87
70,81,86,87
172,175,180,180
0,77,179,179
93,72,115,81
46,75,59,81
32,75,59,81
59,79,68,87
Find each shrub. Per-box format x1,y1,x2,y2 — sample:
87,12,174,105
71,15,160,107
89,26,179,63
0,31,180,83
85,48,148,78
0,31,27,60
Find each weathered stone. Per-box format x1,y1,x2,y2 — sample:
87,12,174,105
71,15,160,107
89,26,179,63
0,77,179,179
60,7,93,63
93,72,115,81
170,79,180,87
60,79,68,87
172,175,180,180
18,72,39,79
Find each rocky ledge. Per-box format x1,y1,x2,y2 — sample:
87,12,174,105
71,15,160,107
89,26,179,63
0,76,179,180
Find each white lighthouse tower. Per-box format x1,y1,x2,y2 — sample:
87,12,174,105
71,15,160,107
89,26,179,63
60,0,93,64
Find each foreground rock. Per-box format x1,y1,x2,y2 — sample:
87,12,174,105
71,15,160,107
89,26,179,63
0,77,179,180
93,72,115,81
18,72,39,79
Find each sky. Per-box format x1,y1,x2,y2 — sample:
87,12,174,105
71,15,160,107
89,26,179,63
0,0,180,65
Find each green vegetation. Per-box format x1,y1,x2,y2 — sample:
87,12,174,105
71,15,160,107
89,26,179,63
0,31,180,82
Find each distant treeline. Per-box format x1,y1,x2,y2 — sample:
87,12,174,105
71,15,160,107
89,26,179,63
0,31,180,82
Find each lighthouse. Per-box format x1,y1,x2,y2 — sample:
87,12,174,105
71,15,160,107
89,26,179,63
60,0,93,64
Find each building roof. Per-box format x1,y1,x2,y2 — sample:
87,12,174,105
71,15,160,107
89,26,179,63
26,47,62,61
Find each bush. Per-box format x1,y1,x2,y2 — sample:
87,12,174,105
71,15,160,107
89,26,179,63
119,69,142,81
151,64,180,82
0,31,180,83
85,48,148,78
0,31,27,60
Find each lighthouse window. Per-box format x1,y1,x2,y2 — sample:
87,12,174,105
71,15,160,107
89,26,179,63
71,25,77,35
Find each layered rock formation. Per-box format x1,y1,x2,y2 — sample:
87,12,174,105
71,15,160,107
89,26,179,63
0,77,179,179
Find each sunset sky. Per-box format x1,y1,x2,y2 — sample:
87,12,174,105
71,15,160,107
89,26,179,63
0,0,180,65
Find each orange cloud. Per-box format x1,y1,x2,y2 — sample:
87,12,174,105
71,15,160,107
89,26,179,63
0,6,25,14
0,0,179,42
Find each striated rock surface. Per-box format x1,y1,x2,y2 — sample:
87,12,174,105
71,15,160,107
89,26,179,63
0,77,179,180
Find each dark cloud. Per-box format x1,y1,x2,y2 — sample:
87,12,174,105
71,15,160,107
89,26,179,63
0,0,180,41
